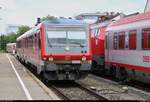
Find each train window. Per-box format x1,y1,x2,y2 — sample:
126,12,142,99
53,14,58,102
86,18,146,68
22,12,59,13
17,41,20,48
91,29,95,37
34,34,37,47
119,32,125,49
129,30,136,50
142,29,150,50
113,33,118,50
29,36,33,48
25,38,28,48
105,35,108,49
95,28,99,38
91,28,99,38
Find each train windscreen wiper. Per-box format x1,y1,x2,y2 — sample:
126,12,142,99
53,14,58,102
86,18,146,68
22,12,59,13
47,39,53,48
70,41,85,48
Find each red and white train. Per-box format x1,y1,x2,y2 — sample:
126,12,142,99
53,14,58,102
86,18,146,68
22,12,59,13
16,18,92,80
105,12,150,83
6,43,16,54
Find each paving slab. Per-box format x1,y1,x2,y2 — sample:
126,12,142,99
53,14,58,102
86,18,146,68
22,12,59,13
0,53,60,100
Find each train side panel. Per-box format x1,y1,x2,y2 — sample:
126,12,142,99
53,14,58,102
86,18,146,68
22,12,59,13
105,12,150,83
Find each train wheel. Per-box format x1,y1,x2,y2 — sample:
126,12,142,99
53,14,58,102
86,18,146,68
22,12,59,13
110,66,116,77
116,67,128,82
91,61,98,72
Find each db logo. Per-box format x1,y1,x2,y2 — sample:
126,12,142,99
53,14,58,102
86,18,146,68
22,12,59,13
143,56,150,63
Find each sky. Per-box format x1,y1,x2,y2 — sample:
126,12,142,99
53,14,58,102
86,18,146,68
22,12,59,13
0,0,147,34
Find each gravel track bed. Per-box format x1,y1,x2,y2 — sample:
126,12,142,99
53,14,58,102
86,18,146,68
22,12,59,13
78,74,146,100
57,86,98,100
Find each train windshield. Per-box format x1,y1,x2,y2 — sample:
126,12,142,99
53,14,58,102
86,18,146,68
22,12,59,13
47,31,66,44
46,30,86,46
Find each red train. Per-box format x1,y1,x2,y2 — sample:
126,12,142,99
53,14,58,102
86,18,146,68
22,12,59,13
89,12,150,84
90,21,111,71
6,43,16,54
16,18,92,80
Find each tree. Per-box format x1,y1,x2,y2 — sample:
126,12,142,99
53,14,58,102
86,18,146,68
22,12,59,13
0,25,30,51
7,32,17,43
42,15,57,21
17,25,30,37
0,35,7,51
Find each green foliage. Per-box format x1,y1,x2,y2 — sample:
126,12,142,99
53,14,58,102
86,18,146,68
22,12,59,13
17,25,30,37
0,35,7,51
7,32,17,43
42,15,57,21
0,25,30,51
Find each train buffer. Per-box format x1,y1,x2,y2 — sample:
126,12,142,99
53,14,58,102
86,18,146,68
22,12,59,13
0,53,60,100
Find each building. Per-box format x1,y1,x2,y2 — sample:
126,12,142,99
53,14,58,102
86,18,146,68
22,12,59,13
6,24,20,34
145,0,150,12
75,12,124,24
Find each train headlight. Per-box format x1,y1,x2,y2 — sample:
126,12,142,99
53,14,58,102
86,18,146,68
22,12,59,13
65,46,70,51
49,57,53,61
43,57,47,61
82,56,86,61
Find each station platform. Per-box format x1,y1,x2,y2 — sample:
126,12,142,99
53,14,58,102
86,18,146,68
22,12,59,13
0,53,60,100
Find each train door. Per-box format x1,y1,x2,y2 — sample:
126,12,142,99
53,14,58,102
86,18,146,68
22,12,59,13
105,32,109,61
37,30,41,60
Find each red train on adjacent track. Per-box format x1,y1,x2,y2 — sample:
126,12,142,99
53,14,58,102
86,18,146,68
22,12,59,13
105,12,150,83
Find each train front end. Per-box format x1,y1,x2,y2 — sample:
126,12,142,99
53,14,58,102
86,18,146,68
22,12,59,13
41,19,92,80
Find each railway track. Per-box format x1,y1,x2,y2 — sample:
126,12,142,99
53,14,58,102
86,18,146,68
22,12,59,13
46,81,107,100
15,56,149,100
92,71,150,93
85,74,149,100
16,56,107,100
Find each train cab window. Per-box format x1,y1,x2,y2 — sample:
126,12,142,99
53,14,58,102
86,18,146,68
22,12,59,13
119,32,125,49
129,30,136,50
91,28,99,38
142,29,150,50
91,29,95,37
38,32,41,49
113,33,118,49
95,28,99,38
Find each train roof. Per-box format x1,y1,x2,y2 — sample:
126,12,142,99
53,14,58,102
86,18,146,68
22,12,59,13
16,18,87,41
110,12,150,27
